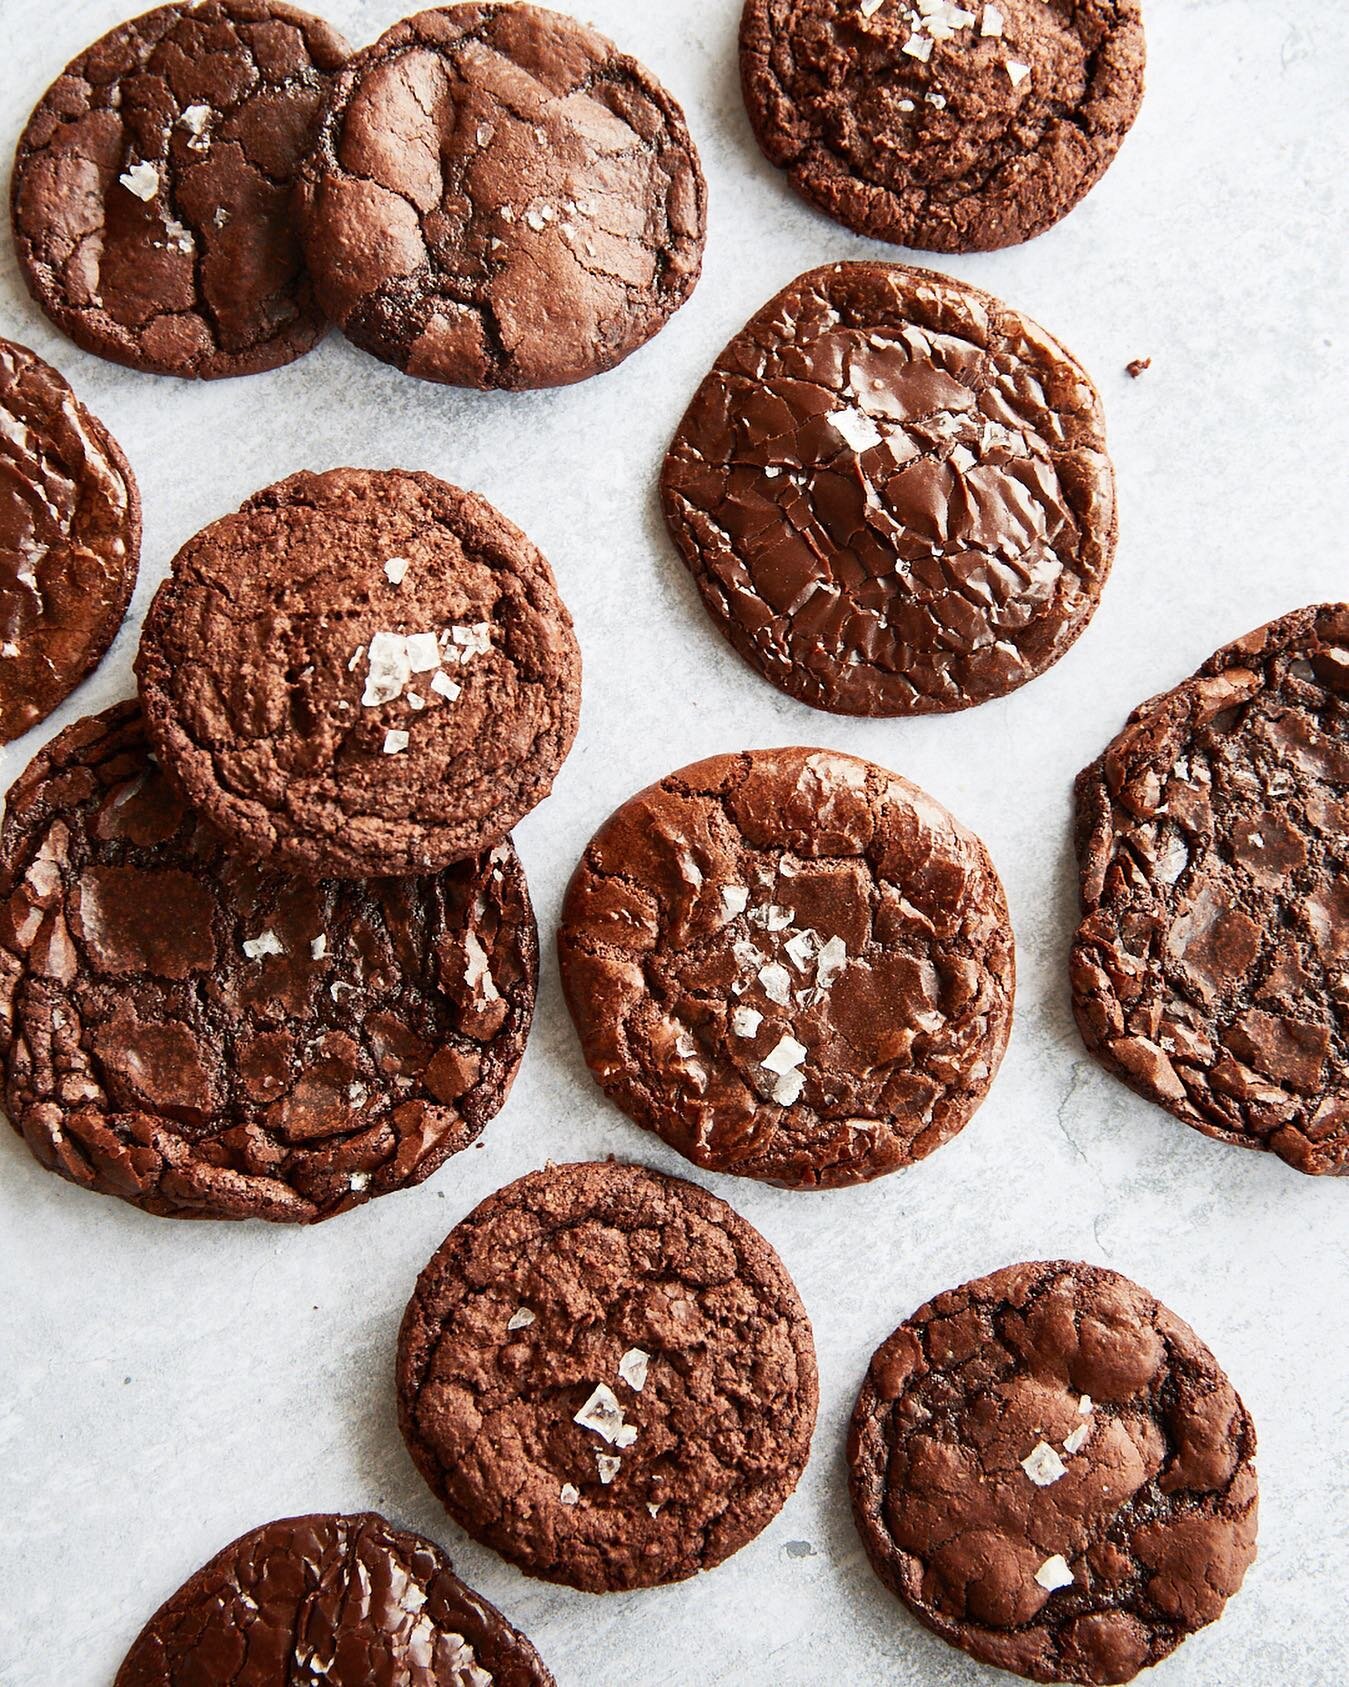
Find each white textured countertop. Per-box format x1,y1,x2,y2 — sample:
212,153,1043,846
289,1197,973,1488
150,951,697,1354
1,2,1346,1683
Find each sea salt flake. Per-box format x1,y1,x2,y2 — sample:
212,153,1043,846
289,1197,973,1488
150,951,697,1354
363,631,412,705
733,1007,763,1039
406,692,425,711
1063,1423,1091,1456
981,3,1004,35
1022,1441,1068,1487
384,557,411,585
348,1082,368,1106
759,962,792,1006
860,0,886,15
574,1384,633,1446
431,671,462,701
242,930,284,960
1006,58,1032,86
1035,1554,1075,1592
647,1502,663,1518
763,1035,808,1076
829,406,884,453
772,1070,806,1106
784,930,821,972
926,92,948,108
721,885,750,917
405,631,441,672
383,729,410,755
597,1454,621,1485
619,1348,650,1392
162,218,194,253
899,98,916,111
452,622,493,657
507,1307,535,1332
178,104,211,136
1078,1394,1094,1415
559,1483,579,1506
310,935,328,959
902,34,934,60
120,161,159,201
815,936,849,990
749,904,794,932
349,1171,370,1193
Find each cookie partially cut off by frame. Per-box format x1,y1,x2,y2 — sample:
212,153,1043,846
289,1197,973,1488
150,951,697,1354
1072,603,1349,1177
115,1511,555,1685
740,0,1145,253
849,1260,1258,1685
397,1159,818,1592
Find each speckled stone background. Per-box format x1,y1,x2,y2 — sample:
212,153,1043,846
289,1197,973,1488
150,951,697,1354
1,2,1346,1683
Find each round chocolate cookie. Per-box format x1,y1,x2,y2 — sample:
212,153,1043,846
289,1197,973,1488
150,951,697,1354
741,0,1146,253
1,338,140,744
662,262,1116,716
558,748,1014,1187
397,1159,818,1592
0,704,537,1224
295,4,706,390
12,1,348,380
849,1261,1258,1686
1072,604,1349,1177
116,1511,554,1685
136,468,581,880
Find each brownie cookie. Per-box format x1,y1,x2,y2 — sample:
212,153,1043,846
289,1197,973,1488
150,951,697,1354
741,0,1146,253
12,1,348,380
116,1511,554,1685
136,468,581,880
397,1160,818,1592
662,263,1116,716
295,4,706,390
0,704,536,1223
558,749,1014,1187
1,338,140,744
1072,604,1349,1177
849,1261,1258,1686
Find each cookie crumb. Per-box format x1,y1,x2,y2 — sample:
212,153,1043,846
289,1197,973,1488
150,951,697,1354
1126,357,1152,378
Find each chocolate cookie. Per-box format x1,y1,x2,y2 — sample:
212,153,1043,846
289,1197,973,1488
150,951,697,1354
558,748,1014,1187
0,704,537,1223
12,1,348,380
1,338,140,744
295,4,706,390
741,0,1146,253
136,468,581,880
116,1511,554,1685
849,1261,1258,1686
1072,604,1349,1177
397,1159,818,1592
662,263,1116,716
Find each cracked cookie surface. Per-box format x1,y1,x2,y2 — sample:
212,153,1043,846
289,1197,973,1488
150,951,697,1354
849,1261,1258,1686
397,1159,818,1592
12,1,348,380
0,338,140,743
558,748,1014,1187
295,3,706,390
136,467,581,879
116,1511,554,1686
0,703,537,1223
662,263,1115,716
1072,603,1349,1177
741,0,1145,253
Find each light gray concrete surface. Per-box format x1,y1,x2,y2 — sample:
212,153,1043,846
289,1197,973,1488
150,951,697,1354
1,2,1346,1683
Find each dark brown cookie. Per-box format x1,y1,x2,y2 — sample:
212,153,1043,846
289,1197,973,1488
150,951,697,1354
558,748,1014,1187
1072,604,1349,1177
741,0,1146,253
295,3,707,390
11,1,348,380
0,338,140,744
116,1511,554,1686
662,262,1116,716
136,467,581,880
397,1159,818,1592
0,704,537,1223
849,1261,1258,1686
